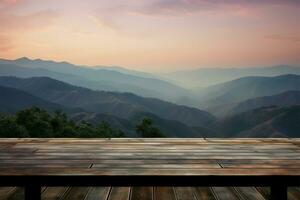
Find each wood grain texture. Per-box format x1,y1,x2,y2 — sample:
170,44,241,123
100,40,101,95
288,187,300,200
194,187,215,200
211,187,239,200
1,187,300,200
234,187,265,200
0,138,300,176
6,187,24,200
107,187,130,200
41,187,69,200
85,187,110,200
174,187,197,200
0,187,16,200
61,187,90,200
154,187,176,200
130,187,153,200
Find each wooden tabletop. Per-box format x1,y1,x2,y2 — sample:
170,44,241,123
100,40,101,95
0,138,300,177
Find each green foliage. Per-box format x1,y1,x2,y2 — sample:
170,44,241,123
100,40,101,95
0,107,125,138
0,107,166,138
16,107,53,137
97,121,125,138
136,118,165,138
0,114,28,137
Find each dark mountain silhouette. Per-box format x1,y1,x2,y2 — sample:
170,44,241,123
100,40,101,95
0,86,63,112
0,86,211,137
209,106,300,137
0,76,215,127
210,90,300,117
197,74,300,109
0,63,82,81
0,58,189,102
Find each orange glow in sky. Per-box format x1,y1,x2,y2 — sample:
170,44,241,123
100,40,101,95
0,0,299,71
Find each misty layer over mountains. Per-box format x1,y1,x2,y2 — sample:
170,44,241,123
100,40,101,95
0,58,190,103
161,66,300,88
0,57,300,137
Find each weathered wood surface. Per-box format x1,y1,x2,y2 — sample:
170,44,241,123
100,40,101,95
1,186,300,200
0,138,300,176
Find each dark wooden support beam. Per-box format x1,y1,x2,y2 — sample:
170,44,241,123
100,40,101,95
270,185,287,200
25,184,41,200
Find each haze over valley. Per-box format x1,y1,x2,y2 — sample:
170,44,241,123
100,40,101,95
0,57,300,138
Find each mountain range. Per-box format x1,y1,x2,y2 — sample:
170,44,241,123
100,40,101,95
0,76,214,131
0,58,189,102
0,85,63,113
163,65,300,88
1,57,300,137
195,74,300,110
72,112,207,137
210,105,300,137
210,90,300,117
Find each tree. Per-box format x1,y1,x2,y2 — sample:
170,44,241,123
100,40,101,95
0,107,127,138
97,121,125,138
136,118,165,138
51,110,68,133
16,107,53,137
0,114,28,137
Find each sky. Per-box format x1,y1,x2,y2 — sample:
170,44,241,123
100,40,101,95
0,0,300,72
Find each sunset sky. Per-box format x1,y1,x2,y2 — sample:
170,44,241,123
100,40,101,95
0,0,299,71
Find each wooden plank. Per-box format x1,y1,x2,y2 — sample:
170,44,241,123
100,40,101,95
2,168,300,176
221,164,300,169
0,159,218,165
2,159,300,166
212,187,239,200
92,163,221,169
0,164,91,168
41,187,69,200
130,187,153,200
194,187,216,200
61,187,90,200
288,187,300,200
108,187,130,200
154,187,176,200
6,187,24,200
0,139,299,177
85,187,110,200
0,187,16,200
1,155,300,161
0,187,300,200
234,187,265,200
7,152,300,156
255,187,270,199
174,187,196,200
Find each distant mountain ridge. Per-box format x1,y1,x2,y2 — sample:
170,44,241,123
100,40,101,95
0,86,64,112
163,65,300,88
197,74,300,110
0,76,299,137
209,106,300,138
210,90,300,117
0,76,215,127
0,58,189,102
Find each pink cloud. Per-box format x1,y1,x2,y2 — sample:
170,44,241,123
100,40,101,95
133,0,300,16
0,8,59,52
0,0,22,4
0,0,25,10
265,34,300,43
0,10,59,31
